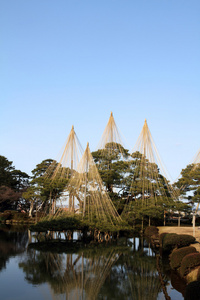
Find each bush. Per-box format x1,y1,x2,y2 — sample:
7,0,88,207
159,232,168,247
30,216,83,232
162,233,177,252
0,210,29,222
170,246,197,269
12,212,29,221
180,253,200,277
144,226,158,237
162,233,196,253
0,211,13,220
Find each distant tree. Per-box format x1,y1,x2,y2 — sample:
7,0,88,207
0,155,16,188
0,186,20,211
12,169,29,192
30,159,71,214
22,186,38,217
0,155,29,211
175,163,200,212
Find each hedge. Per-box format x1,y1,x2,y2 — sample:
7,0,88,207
159,232,168,247
170,246,197,270
162,233,196,252
180,253,200,277
30,216,83,232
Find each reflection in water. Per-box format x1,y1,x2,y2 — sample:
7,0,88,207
0,227,185,300
160,256,186,299
19,245,124,299
0,225,28,272
19,237,163,300
170,271,186,298
125,253,162,300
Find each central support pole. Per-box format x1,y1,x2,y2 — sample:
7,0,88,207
193,214,196,237
69,125,74,212
71,126,74,212
83,143,89,217
110,111,114,143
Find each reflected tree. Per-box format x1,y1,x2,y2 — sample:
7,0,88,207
0,227,28,272
18,238,167,300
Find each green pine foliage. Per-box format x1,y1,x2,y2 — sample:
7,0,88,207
30,215,83,232
30,213,130,233
175,163,200,210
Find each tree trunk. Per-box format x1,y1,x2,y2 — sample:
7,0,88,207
29,201,34,217
178,216,181,227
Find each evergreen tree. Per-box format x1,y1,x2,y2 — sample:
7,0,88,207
122,151,177,226
0,155,29,211
27,159,71,214
175,163,200,212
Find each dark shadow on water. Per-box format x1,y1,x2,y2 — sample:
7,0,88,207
0,224,29,272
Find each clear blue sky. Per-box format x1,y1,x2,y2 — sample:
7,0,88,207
1,0,200,182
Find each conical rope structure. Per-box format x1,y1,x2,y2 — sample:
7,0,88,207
97,111,128,159
191,149,200,166
50,125,83,180
92,112,129,198
122,119,179,224
67,142,123,228
132,119,172,182
43,125,83,212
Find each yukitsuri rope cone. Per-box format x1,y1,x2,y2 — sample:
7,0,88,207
97,111,128,160
122,119,179,226
67,142,123,228
43,125,83,213
92,112,129,197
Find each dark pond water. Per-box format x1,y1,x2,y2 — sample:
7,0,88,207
0,225,186,300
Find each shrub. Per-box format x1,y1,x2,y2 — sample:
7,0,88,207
0,211,29,222
12,212,29,221
159,232,168,247
162,233,178,252
144,226,158,237
30,216,83,232
180,253,200,277
162,233,195,253
177,234,196,248
170,246,197,269
0,211,13,220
